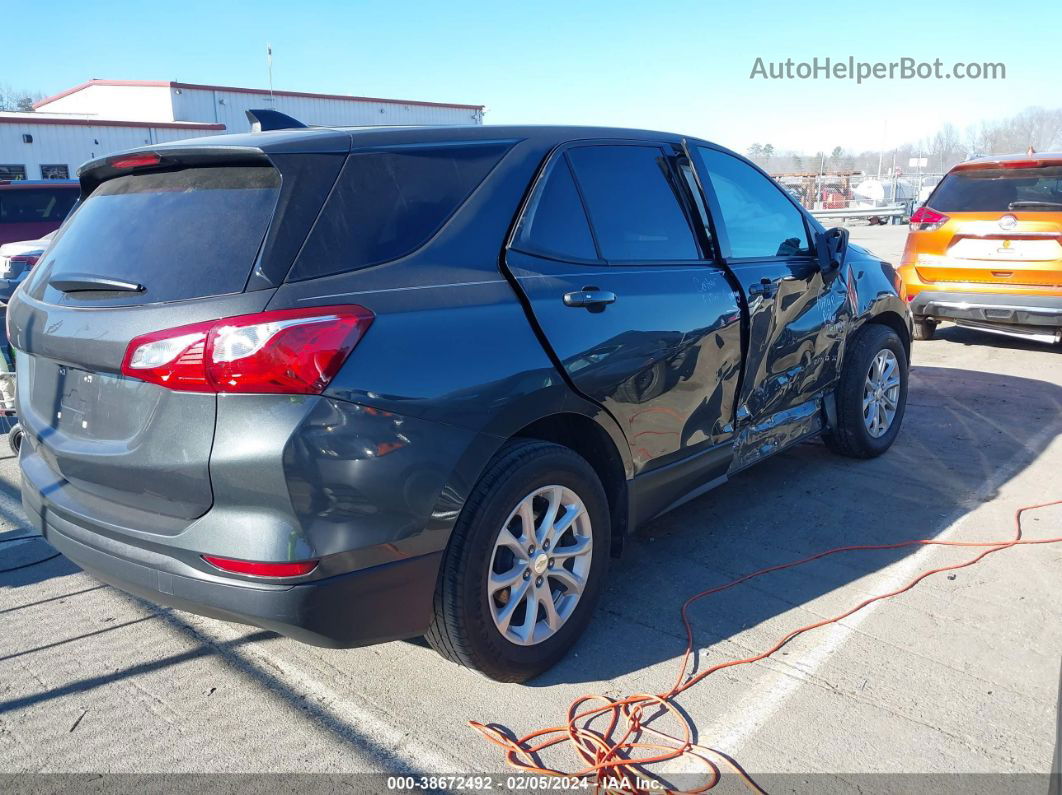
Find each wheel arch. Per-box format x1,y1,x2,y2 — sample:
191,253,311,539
864,309,912,361
511,412,630,557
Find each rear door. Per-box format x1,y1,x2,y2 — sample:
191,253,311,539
694,146,847,428
504,141,744,475
8,152,343,524
914,162,1062,288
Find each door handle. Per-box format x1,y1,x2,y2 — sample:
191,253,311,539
748,279,779,299
563,287,617,309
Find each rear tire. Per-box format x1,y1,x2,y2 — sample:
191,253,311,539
426,439,610,682
824,324,909,459
912,316,937,341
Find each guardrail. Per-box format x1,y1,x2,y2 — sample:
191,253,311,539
809,205,907,220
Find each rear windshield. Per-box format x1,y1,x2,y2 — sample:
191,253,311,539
0,186,79,225
27,166,279,305
929,166,1062,212
288,142,511,280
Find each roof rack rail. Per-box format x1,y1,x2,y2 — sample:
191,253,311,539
245,109,307,133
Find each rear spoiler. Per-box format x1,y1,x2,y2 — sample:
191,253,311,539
77,125,352,192
77,146,274,195
953,156,1062,172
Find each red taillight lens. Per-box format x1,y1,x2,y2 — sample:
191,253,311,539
910,206,948,231
10,253,40,268
121,305,374,394
202,555,318,578
109,152,162,170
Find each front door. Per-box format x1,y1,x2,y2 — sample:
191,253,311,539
694,146,850,461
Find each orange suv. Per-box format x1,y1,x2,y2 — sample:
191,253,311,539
899,153,1062,344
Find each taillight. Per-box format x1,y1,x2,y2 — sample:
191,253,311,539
10,252,42,269
121,305,374,394
202,555,318,578
910,206,948,231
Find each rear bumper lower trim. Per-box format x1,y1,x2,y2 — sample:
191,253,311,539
911,290,1062,329
27,501,442,648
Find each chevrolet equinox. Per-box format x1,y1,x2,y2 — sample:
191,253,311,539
8,117,912,681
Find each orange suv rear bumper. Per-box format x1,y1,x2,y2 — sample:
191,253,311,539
898,264,1062,343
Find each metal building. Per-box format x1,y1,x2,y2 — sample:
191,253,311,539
0,79,485,181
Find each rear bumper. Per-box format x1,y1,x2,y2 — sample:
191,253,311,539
23,496,443,648
12,389,498,646
910,290,1062,328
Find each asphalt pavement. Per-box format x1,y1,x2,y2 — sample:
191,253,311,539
1,225,1060,792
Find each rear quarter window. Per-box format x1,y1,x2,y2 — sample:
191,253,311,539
288,142,512,281
512,155,598,262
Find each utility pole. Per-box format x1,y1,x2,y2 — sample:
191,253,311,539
266,44,274,104
877,120,887,179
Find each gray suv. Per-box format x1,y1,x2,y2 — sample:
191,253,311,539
8,121,911,681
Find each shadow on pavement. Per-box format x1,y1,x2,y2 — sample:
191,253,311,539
533,364,1062,685
934,323,1062,352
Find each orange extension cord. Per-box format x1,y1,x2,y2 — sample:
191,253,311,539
470,499,1062,794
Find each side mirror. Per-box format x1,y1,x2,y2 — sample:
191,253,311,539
816,226,849,273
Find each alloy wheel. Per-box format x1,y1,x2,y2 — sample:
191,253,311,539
487,485,594,646
862,349,901,438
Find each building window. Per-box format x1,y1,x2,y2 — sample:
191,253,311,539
40,164,70,180
0,165,27,181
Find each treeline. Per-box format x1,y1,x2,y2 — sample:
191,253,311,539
747,106,1062,176
0,84,44,112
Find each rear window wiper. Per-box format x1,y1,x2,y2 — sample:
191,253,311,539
49,273,145,293
1008,200,1062,210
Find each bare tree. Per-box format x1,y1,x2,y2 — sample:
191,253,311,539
929,123,965,172
0,83,43,112
759,105,1062,177
1006,107,1062,152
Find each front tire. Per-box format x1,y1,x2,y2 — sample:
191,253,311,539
824,324,909,458
426,440,610,682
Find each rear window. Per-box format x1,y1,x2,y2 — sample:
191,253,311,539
929,166,1062,212
289,142,511,281
0,186,79,225
27,166,279,305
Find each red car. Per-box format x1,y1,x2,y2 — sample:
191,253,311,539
0,180,80,246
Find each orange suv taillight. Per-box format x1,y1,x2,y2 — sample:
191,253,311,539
910,206,949,232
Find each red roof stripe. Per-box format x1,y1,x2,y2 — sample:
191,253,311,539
34,79,484,112
0,116,225,131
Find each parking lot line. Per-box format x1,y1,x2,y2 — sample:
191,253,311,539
704,418,1061,757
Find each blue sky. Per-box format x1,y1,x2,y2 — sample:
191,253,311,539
5,0,1058,154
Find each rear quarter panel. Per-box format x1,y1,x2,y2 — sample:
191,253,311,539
262,138,633,559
